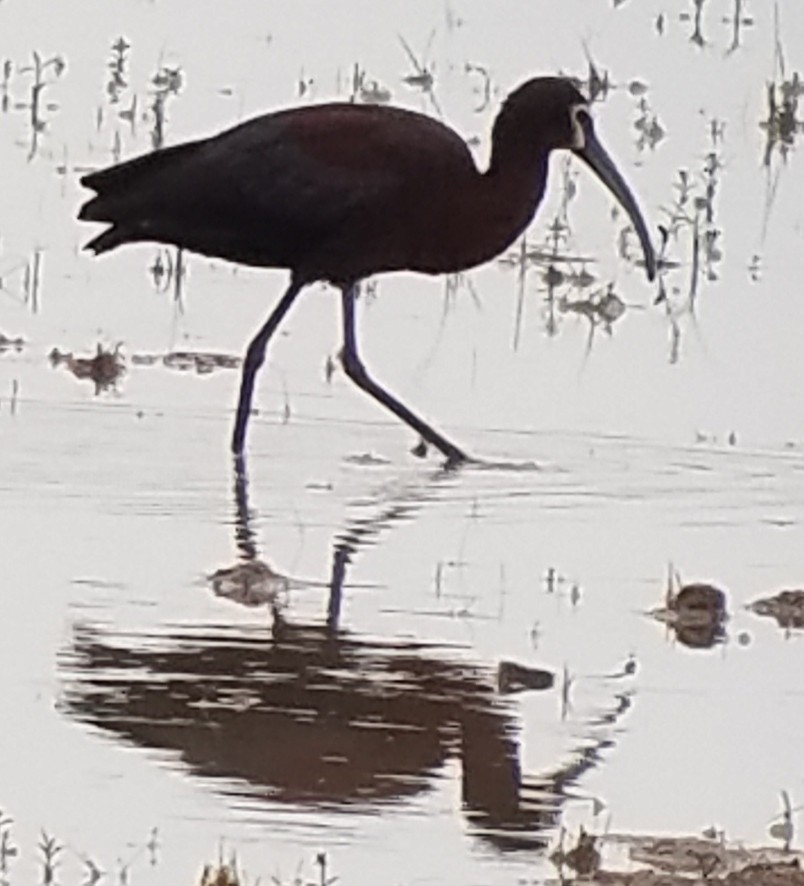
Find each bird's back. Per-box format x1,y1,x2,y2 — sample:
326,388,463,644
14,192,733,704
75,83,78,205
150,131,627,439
80,102,481,281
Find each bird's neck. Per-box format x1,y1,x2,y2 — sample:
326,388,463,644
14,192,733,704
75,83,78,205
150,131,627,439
477,146,550,252
487,130,550,185
485,103,551,220
487,85,554,182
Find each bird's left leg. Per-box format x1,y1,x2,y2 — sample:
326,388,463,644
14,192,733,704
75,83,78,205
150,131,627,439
339,283,470,467
231,277,304,454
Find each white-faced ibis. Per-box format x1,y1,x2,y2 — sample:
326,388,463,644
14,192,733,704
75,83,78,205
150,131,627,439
79,76,656,465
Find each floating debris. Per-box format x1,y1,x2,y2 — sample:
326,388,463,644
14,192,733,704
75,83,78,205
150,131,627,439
748,589,804,631
208,560,289,608
208,559,327,609
348,63,392,105
650,565,728,648
129,350,240,373
670,582,726,619
552,830,804,884
551,826,601,878
0,332,24,352
497,660,554,694
629,835,727,878
627,79,649,97
49,343,124,393
622,833,804,884
161,351,240,373
128,352,159,367
357,77,392,104
343,452,392,466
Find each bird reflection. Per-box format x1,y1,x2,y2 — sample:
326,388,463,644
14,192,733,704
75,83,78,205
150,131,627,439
60,456,633,852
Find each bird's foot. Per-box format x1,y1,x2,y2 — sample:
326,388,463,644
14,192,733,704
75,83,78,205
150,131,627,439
412,436,474,471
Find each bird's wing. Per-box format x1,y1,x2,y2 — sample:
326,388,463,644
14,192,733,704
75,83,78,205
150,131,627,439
80,103,477,273
194,103,473,232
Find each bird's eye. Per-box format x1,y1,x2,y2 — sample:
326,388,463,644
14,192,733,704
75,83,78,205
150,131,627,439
573,106,592,130
568,104,591,149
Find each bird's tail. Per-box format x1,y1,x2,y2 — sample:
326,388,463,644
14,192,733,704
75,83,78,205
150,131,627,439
81,224,130,255
77,141,191,254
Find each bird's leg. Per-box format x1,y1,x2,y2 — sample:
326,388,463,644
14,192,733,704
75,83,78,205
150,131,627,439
231,278,304,453
339,283,470,467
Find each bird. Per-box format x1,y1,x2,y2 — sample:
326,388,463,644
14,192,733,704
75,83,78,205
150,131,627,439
78,76,656,466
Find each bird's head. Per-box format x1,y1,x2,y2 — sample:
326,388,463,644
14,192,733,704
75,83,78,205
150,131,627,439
497,76,657,281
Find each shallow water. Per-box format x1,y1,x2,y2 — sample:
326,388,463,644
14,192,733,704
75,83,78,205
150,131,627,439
1,2,803,884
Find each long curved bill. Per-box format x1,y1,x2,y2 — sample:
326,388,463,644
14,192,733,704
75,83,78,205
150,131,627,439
574,118,657,282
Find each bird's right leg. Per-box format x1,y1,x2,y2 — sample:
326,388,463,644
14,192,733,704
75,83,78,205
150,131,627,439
339,283,470,468
231,278,304,454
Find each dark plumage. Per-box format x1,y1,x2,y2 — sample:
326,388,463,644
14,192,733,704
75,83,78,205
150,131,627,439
79,76,656,465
